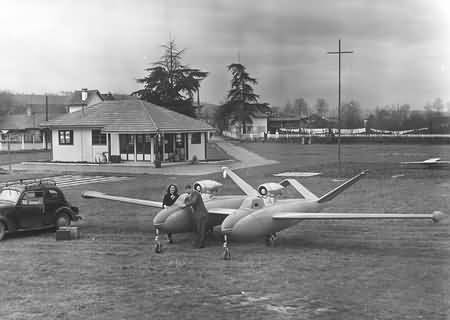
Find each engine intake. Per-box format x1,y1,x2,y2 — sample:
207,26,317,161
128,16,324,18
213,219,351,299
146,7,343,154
257,182,284,196
193,180,223,193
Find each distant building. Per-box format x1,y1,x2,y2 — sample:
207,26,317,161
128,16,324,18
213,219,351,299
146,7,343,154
267,114,336,134
0,90,140,151
267,116,304,134
41,100,215,163
0,94,68,151
66,89,104,113
65,89,138,113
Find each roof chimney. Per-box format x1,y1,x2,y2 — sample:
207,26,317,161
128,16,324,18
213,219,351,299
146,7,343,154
81,88,88,102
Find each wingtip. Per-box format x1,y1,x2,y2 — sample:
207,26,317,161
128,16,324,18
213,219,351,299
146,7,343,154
432,211,446,223
221,166,229,178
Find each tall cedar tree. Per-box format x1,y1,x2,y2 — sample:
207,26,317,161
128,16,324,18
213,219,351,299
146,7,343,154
133,40,208,117
218,63,269,133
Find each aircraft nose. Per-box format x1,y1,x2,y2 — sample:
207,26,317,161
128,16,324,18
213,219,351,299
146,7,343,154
153,206,179,228
231,214,274,240
153,205,193,234
221,208,252,234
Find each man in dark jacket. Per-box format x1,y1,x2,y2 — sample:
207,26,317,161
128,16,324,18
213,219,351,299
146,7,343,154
184,184,208,248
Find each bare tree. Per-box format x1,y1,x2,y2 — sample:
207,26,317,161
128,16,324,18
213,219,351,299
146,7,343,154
0,91,14,115
294,98,309,117
314,98,329,117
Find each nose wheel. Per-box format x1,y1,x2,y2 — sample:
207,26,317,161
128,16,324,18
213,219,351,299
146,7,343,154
167,233,173,244
154,228,162,253
265,233,277,247
223,234,231,260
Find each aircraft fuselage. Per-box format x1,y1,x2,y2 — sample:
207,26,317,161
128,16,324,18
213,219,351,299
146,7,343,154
153,195,246,234
227,199,323,240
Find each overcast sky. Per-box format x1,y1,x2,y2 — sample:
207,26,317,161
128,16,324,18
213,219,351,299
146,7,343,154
0,0,449,111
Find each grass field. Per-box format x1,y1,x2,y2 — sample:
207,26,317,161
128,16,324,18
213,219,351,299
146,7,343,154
0,143,449,320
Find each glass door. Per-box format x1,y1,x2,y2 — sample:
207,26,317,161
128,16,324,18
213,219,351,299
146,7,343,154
135,134,153,161
119,134,135,161
136,134,144,161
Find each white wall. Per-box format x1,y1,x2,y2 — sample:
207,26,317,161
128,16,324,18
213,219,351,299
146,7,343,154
52,128,107,162
68,106,82,113
188,132,206,160
249,117,268,134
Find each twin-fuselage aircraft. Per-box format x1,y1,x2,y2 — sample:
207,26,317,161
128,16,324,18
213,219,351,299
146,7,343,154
82,167,444,259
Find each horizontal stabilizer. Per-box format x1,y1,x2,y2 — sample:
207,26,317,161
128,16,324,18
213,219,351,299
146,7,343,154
221,167,259,197
279,179,318,201
273,211,446,222
82,191,162,208
318,170,368,203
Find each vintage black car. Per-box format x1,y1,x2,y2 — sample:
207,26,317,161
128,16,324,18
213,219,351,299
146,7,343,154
0,179,81,240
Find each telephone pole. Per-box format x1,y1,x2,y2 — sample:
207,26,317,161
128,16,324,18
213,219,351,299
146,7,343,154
327,39,353,177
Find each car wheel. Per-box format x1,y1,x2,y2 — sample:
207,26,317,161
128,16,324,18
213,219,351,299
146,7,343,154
0,222,6,241
56,213,71,227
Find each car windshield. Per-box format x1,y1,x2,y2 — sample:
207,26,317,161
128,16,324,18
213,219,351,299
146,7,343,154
0,189,21,203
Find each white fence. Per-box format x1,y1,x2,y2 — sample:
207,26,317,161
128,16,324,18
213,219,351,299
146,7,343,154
0,140,50,151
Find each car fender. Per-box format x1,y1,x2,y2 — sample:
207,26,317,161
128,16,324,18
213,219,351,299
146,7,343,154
0,216,16,233
55,206,78,221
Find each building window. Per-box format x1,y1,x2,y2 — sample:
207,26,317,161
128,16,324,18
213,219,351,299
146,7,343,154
58,130,73,145
92,129,106,145
191,132,201,144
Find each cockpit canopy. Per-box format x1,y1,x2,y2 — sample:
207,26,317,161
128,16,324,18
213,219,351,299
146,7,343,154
257,182,284,197
193,180,223,194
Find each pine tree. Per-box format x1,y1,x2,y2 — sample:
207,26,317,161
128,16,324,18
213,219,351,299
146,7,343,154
218,63,268,134
133,40,208,117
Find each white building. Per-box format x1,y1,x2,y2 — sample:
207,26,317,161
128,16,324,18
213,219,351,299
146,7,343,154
225,111,269,139
41,100,215,163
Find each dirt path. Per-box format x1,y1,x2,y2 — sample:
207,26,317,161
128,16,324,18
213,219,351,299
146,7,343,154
214,139,278,169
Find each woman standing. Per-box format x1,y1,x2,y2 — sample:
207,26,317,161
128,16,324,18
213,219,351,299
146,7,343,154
161,184,179,243
162,184,179,208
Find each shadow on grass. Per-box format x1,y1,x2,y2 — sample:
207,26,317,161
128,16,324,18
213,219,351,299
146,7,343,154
3,227,56,241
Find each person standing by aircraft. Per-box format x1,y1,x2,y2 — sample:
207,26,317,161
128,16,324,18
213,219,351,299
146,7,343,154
162,184,179,243
184,184,208,248
162,184,179,208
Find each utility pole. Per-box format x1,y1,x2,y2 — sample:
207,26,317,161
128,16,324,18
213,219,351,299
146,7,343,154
45,95,49,150
1,130,11,173
327,39,353,177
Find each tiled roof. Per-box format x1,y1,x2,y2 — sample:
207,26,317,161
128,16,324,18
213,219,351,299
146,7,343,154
41,100,215,133
101,93,138,101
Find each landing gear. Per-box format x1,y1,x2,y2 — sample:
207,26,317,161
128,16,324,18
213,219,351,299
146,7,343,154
223,234,231,260
154,228,162,253
265,233,277,247
167,233,173,244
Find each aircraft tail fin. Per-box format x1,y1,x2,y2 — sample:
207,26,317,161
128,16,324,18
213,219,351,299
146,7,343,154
221,167,259,197
279,179,318,201
318,170,368,203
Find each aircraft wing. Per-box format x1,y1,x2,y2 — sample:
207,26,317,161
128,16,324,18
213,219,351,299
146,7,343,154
82,191,163,208
208,208,237,216
401,158,450,166
272,211,445,222
221,167,259,197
